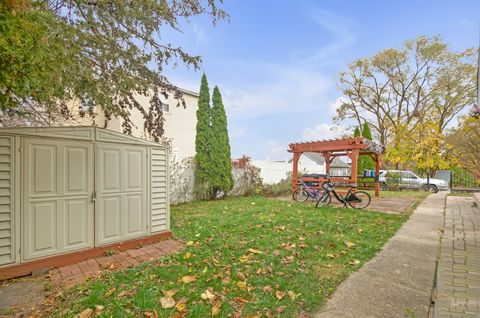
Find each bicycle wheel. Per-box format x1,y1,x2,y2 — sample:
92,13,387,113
293,189,309,203
316,192,331,208
347,191,371,209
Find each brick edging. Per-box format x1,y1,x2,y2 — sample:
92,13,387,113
0,231,172,281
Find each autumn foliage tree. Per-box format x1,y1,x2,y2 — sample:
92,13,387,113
335,35,476,171
0,0,227,141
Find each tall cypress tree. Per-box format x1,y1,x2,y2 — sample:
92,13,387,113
353,126,364,173
361,122,375,170
211,86,233,196
194,74,213,198
354,127,361,137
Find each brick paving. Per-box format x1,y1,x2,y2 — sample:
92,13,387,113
434,196,480,318
48,239,183,289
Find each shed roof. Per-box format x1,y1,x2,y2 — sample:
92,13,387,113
0,126,168,148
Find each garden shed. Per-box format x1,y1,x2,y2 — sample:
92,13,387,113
0,127,170,277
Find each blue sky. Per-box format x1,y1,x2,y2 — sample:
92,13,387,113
164,0,479,160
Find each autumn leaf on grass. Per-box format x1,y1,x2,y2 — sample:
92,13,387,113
175,297,188,312
181,275,196,283
183,252,192,260
104,287,116,298
247,248,262,254
75,308,93,318
262,285,273,293
276,306,287,313
236,281,247,290
143,310,158,318
163,289,178,297
287,291,298,300
200,288,215,301
186,241,194,246
211,302,222,316
160,296,176,309
349,259,361,266
94,305,104,315
275,290,286,300
239,255,249,263
236,271,246,281
326,253,335,259
343,240,355,247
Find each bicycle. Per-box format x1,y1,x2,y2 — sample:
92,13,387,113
293,179,325,203
316,174,371,209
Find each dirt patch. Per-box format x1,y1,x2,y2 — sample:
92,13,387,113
0,277,47,317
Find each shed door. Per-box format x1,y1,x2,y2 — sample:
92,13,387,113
23,139,94,260
96,144,147,245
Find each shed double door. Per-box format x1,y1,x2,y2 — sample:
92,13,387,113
95,144,147,245
23,139,148,260
23,139,94,260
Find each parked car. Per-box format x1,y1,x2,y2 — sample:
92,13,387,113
379,170,448,193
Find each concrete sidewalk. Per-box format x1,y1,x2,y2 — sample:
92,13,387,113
316,192,445,318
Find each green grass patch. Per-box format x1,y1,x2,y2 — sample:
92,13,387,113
49,196,407,317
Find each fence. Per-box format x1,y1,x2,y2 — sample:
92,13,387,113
451,170,480,193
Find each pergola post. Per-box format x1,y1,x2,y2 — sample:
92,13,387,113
374,154,381,197
348,149,360,186
292,152,300,196
323,152,331,175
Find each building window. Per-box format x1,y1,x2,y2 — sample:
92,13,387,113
161,102,169,112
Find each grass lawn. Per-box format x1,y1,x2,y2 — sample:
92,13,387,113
49,196,409,317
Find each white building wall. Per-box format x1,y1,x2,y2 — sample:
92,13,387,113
104,89,199,160
252,156,326,184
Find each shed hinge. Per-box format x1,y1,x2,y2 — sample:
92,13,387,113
91,191,96,202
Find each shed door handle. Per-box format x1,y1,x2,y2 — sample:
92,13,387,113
91,191,96,202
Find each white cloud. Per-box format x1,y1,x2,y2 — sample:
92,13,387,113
265,140,286,159
459,19,477,28
302,123,350,141
328,96,347,116
192,23,208,47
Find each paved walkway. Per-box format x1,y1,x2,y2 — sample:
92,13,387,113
49,239,183,289
316,192,445,318
433,195,480,317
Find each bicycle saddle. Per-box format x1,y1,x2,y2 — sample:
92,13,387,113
349,183,358,188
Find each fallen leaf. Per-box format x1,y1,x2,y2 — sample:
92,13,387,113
275,290,286,300
143,310,158,318
343,240,355,247
74,308,93,318
326,253,335,259
276,306,287,313
200,289,215,300
183,252,192,259
175,302,187,312
211,302,222,316
95,305,104,314
287,290,297,300
160,296,176,309
247,248,263,254
104,287,116,298
211,257,221,265
239,255,249,263
349,259,360,266
236,281,247,290
236,271,246,280
163,289,178,297
181,275,196,283
262,285,273,293
186,241,194,246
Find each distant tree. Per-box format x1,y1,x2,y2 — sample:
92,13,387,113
353,127,361,137
360,122,375,171
194,74,214,199
211,86,233,196
335,35,476,149
0,0,227,141
446,116,480,177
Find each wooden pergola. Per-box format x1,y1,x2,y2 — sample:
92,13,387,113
288,137,385,197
